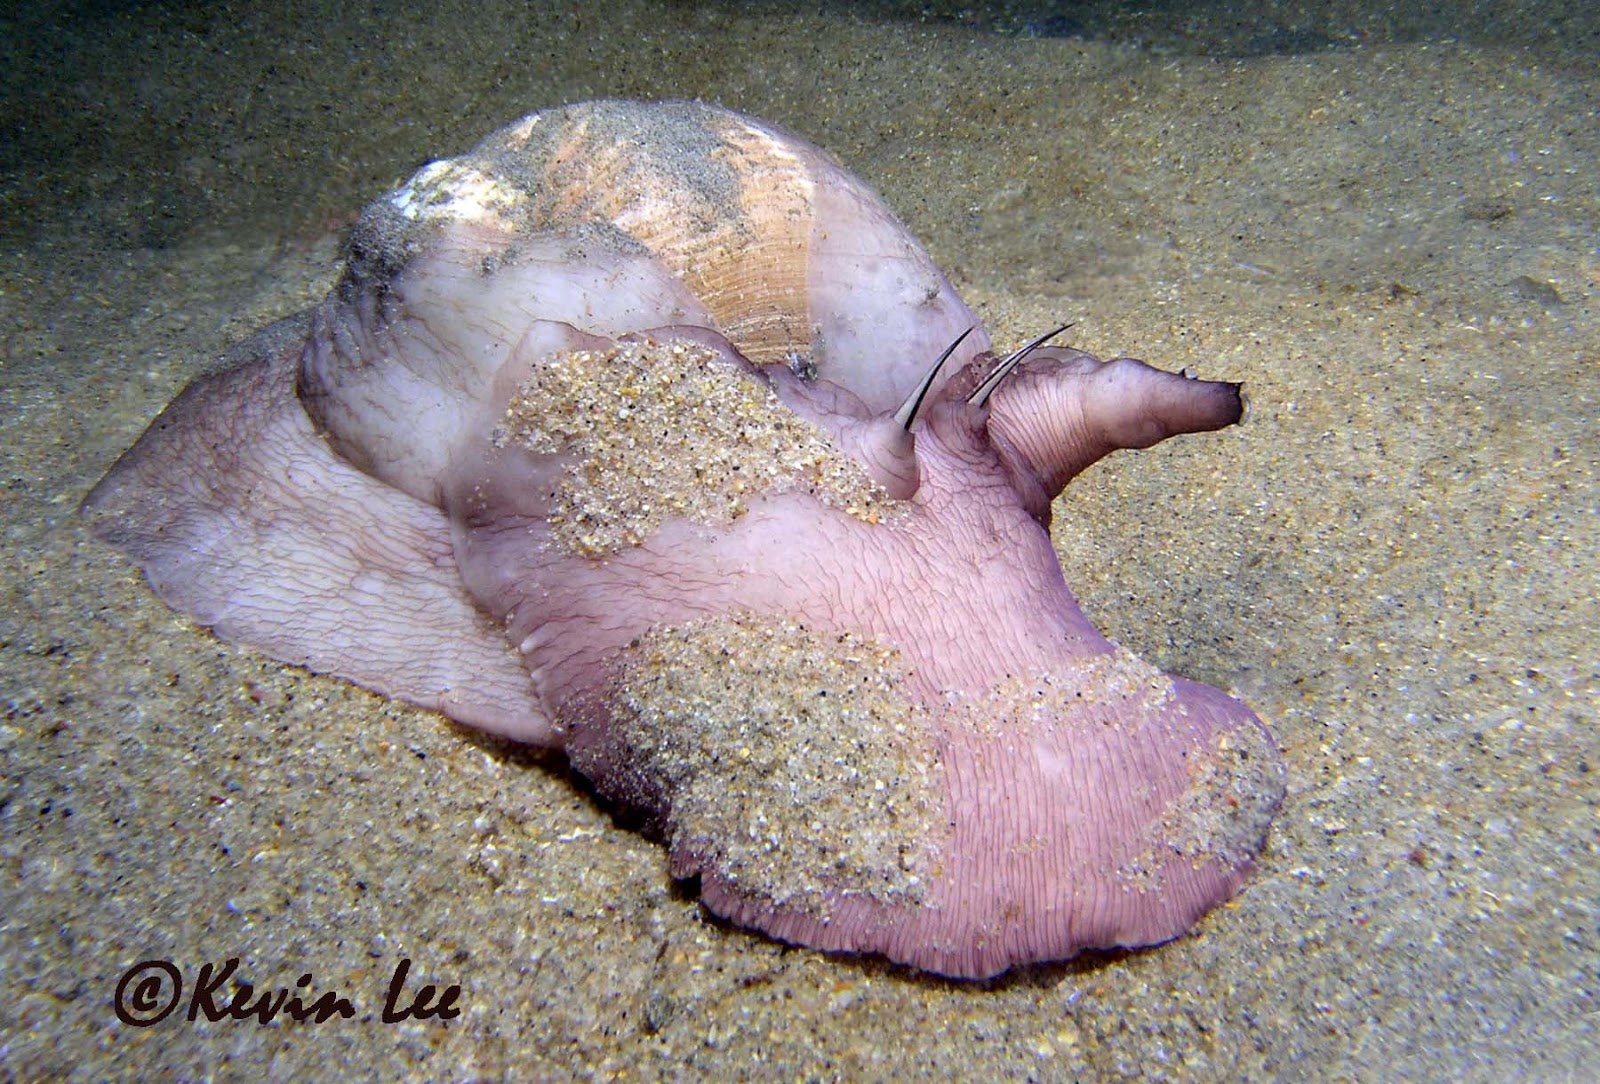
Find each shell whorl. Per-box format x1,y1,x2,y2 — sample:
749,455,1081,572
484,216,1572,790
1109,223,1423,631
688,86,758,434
363,99,987,410
505,102,816,369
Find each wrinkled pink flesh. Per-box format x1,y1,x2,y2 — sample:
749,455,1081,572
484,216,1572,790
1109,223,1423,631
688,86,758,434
82,101,1279,978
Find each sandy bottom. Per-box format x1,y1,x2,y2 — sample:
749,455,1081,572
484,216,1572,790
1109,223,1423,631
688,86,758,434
2,1,1595,1079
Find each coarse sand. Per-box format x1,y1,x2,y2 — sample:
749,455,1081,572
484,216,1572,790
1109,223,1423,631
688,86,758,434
2,2,1594,1079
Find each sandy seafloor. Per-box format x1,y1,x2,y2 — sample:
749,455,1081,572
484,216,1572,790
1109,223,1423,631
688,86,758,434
1,0,1596,1080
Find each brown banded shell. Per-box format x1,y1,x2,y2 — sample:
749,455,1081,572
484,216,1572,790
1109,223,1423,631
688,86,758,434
353,99,989,412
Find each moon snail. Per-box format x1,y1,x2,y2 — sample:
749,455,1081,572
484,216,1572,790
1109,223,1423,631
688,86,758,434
84,99,1283,979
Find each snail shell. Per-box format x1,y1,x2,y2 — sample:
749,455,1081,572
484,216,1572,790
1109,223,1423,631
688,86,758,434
299,99,988,506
